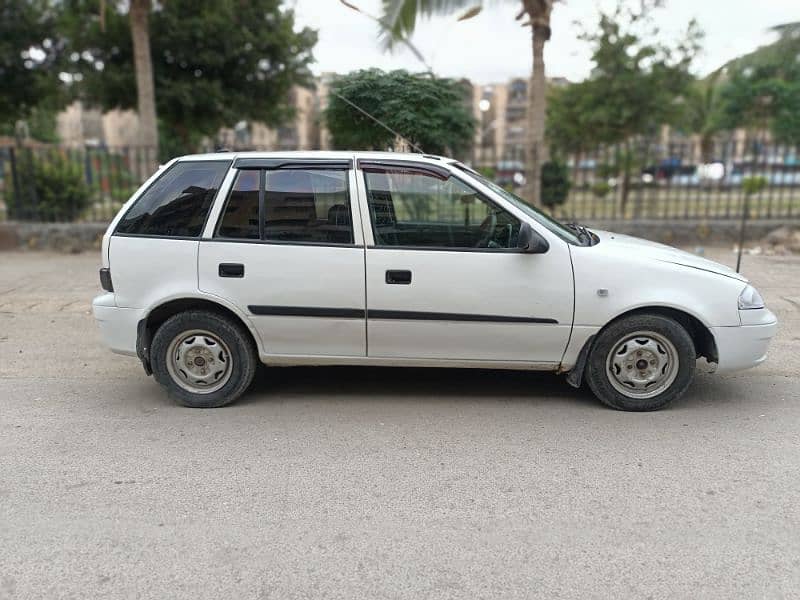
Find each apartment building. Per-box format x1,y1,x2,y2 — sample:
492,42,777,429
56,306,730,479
470,76,569,172
54,74,569,166
216,85,321,151
55,84,322,152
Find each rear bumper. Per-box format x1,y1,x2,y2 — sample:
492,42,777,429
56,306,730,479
711,309,778,373
92,293,144,357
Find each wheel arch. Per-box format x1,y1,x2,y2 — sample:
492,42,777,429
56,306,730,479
605,306,717,362
567,305,718,388
136,296,261,375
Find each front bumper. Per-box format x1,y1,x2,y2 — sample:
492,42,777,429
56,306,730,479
92,293,144,357
711,308,778,373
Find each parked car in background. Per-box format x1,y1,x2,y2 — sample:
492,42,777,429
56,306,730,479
93,152,778,411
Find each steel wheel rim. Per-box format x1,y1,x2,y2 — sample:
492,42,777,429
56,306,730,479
606,330,679,400
166,329,233,394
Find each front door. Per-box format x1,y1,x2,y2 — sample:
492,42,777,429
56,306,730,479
199,161,366,357
358,161,573,364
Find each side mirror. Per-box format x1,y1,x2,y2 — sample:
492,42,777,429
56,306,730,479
517,222,549,254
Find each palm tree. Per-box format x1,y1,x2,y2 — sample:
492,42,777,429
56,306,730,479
99,0,158,152
129,0,158,152
378,0,556,205
684,69,723,164
98,0,159,152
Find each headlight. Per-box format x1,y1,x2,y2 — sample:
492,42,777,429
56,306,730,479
738,285,765,310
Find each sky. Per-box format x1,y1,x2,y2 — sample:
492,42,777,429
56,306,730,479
291,0,799,84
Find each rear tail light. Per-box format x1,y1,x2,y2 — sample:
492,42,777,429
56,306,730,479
99,268,114,292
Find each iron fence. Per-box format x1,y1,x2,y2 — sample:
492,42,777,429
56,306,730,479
547,139,800,222
0,145,158,223
2,139,800,224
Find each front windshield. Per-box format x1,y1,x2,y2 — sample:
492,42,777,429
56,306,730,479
451,163,582,245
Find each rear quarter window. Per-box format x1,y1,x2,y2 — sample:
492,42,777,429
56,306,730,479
115,160,230,237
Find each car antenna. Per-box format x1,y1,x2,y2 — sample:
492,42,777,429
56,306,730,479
328,90,424,154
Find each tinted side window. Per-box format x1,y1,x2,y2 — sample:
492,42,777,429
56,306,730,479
363,167,520,249
263,170,353,244
217,170,260,239
116,161,229,237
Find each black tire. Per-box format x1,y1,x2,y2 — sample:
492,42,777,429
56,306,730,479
151,310,257,408
585,313,695,411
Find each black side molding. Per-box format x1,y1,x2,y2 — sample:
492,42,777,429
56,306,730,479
248,306,365,318
367,310,557,324
247,305,557,324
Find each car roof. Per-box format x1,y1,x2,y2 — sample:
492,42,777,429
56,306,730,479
174,150,453,165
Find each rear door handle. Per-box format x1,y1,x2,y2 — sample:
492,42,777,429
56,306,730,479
386,270,412,285
219,263,244,278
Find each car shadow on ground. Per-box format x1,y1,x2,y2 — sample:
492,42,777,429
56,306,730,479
235,365,603,409
228,365,763,412
118,362,761,412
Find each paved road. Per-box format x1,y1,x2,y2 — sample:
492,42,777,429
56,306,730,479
1,249,799,599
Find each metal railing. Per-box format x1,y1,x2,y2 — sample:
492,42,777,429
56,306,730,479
550,139,800,222
0,145,158,222
2,139,799,224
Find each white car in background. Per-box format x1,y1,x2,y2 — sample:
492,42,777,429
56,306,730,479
92,151,777,411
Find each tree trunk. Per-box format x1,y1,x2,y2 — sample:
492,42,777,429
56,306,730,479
129,0,158,154
620,141,632,216
633,139,650,219
700,134,714,164
527,22,549,207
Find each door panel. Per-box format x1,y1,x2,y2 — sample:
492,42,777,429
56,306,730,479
199,242,366,356
365,248,573,362
358,162,574,363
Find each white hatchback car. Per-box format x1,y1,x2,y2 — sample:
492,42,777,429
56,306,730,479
93,151,777,411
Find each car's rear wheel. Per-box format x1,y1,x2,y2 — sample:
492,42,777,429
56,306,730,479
585,313,695,411
151,310,257,408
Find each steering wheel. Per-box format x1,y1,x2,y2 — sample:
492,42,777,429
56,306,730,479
474,210,498,248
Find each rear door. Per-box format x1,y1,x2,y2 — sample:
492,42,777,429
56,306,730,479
199,158,367,357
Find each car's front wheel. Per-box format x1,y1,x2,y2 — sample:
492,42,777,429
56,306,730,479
151,310,257,408
585,313,696,411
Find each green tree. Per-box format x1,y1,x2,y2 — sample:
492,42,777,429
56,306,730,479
547,1,702,210
8,151,90,221
0,0,65,133
539,160,570,209
62,0,317,154
324,69,475,155
374,0,556,206
717,22,800,145
681,69,724,162
0,106,60,143
545,81,595,157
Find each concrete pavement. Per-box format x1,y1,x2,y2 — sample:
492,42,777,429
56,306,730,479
1,249,799,599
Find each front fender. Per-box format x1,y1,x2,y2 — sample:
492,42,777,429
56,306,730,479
570,246,744,328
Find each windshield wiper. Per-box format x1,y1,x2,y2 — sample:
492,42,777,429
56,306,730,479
565,222,594,246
